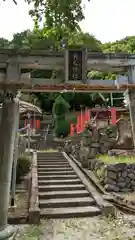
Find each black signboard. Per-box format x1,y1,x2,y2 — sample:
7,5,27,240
68,50,83,81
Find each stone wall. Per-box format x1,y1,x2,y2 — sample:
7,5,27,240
88,159,135,193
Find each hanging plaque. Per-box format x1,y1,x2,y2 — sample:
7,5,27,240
68,50,83,81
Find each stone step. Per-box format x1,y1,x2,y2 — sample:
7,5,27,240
37,154,64,159
37,157,65,160
37,158,66,161
39,197,95,208
37,161,69,166
40,206,101,218
39,190,90,199
37,152,61,154
37,164,70,168
37,159,65,162
37,158,65,163
38,184,85,192
38,171,76,176
38,175,78,180
38,167,72,172
37,154,63,157
38,179,81,185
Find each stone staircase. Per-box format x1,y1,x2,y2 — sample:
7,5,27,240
37,152,101,218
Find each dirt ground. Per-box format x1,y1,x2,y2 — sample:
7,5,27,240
15,212,135,240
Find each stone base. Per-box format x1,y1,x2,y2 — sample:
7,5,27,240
0,225,15,240
28,208,40,224
8,205,17,212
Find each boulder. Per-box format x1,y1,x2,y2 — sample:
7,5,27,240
131,180,135,186
130,163,135,170
106,165,118,173
117,177,125,182
128,173,135,180
106,171,117,180
117,182,127,188
104,178,116,185
116,163,127,170
120,188,130,193
105,184,119,192
121,171,128,178
131,186,135,191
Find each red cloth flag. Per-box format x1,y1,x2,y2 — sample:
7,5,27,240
77,113,86,133
76,115,82,133
36,120,38,129
111,108,116,125
80,112,83,132
76,123,82,134
70,123,74,136
36,120,40,129
82,113,86,131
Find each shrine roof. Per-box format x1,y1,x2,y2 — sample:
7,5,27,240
0,100,42,114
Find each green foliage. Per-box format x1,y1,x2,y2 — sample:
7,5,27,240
102,36,135,54
95,166,105,183
87,70,117,80
0,28,102,51
26,0,90,32
16,155,31,184
52,95,70,117
53,95,70,137
97,154,135,164
54,119,70,138
67,114,77,125
67,31,101,51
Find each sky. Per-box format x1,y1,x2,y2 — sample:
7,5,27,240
0,0,135,43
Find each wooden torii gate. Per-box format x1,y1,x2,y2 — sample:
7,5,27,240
0,49,135,238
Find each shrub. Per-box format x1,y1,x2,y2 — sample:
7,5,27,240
52,95,70,117
94,165,105,184
55,119,70,138
53,95,71,137
16,155,31,184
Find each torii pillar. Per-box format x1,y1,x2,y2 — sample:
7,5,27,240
0,62,20,239
128,66,135,148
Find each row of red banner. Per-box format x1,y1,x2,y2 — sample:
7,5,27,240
24,119,41,129
70,108,117,136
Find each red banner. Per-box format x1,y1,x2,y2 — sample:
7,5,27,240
76,115,82,133
70,123,74,136
36,120,41,129
111,108,117,125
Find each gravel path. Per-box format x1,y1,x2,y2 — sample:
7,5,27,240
16,213,135,240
